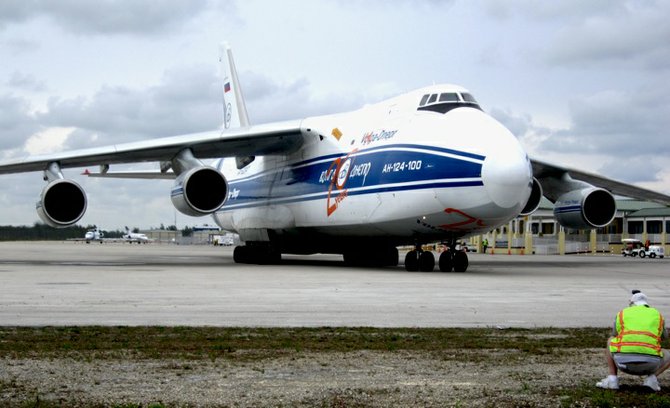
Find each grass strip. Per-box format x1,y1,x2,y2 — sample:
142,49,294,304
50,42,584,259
4,327,670,407
0,326,607,360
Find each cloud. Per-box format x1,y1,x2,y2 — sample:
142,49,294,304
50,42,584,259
545,2,670,70
6,71,46,92
24,63,367,155
0,0,214,36
37,65,223,150
599,156,662,184
484,0,615,21
499,85,669,185
0,94,39,151
541,86,670,157
242,72,366,124
482,1,670,71
489,107,553,148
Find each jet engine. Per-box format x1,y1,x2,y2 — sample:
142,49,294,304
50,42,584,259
519,177,542,216
36,179,87,228
171,166,229,216
553,187,616,229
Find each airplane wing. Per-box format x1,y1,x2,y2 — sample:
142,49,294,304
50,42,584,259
531,158,670,206
0,120,305,175
81,169,177,179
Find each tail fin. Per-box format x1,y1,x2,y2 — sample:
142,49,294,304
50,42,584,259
219,43,250,129
219,43,255,169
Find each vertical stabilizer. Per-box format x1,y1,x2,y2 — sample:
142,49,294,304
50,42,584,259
219,43,251,129
219,43,254,169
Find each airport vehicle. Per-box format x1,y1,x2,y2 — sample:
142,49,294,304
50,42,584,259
0,45,669,272
643,246,665,259
622,239,644,257
622,239,665,258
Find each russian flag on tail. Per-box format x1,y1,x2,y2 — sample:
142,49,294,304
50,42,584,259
224,82,231,93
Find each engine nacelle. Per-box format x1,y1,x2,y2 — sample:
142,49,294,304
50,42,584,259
554,188,616,229
171,166,229,216
519,177,543,216
36,179,87,228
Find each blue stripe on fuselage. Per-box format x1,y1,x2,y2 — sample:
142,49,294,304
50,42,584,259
221,144,484,210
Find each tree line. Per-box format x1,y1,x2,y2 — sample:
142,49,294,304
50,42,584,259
0,224,193,241
0,224,120,241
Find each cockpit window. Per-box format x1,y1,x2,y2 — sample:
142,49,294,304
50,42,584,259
461,93,478,103
417,90,482,114
439,93,459,102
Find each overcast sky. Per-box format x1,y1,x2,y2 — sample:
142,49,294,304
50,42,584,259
0,0,668,230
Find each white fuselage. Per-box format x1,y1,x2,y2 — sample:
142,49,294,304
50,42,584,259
213,85,533,254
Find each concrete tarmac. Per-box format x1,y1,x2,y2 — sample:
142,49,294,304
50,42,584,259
0,241,667,327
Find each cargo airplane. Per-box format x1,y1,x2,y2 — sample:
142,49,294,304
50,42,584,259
1,45,669,272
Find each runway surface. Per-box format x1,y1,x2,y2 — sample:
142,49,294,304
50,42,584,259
0,241,667,327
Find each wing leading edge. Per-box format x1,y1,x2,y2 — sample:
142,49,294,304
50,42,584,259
531,158,670,206
0,120,305,175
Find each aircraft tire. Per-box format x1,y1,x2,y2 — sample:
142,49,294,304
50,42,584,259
343,251,363,266
419,251,435,272
345,246,398,267
233,246,251,263
380,246,399,267
404,250,420,272
453,251,469,272
438,251,453,272
258,248,281,265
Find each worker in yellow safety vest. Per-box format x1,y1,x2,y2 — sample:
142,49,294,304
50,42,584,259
597,291,670,391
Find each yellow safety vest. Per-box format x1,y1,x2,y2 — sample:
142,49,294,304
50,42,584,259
609,305,664,357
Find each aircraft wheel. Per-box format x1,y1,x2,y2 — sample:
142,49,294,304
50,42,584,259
453,251,469,272
404,250,420,272
233,246,250,263
259,248,281,265
343,251,363,266
419,251,435,272
382,246,399,267
345,246,398,267
439,251,453,272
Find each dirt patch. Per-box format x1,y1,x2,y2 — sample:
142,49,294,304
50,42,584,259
1,349,615,407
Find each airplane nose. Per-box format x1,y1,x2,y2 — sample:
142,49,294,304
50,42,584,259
481,138,532,209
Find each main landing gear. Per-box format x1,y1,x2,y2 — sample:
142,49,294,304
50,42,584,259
343,246,399,267
233,244,281,265
404,242,469,272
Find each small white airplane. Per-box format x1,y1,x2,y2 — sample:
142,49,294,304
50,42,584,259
84,227,103,243
1,44,669,272
123,227,150,244
67,226,105,243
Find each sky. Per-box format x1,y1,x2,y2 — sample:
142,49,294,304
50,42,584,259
0,0,669,230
